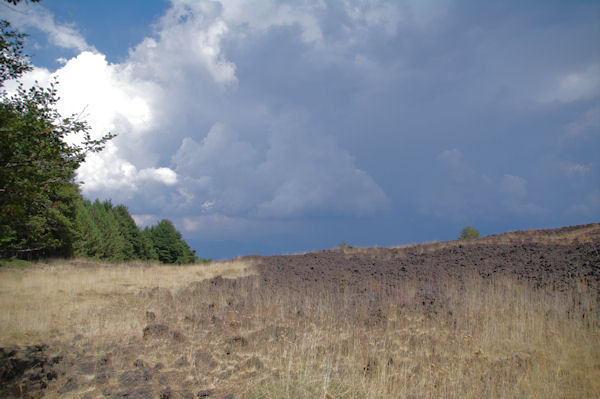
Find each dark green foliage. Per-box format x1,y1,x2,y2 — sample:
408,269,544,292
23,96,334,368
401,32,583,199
0,19,114,259
88,200,126,260
0,83,89,258
41,182,81,257
75,200,151,262
459,226,481,240
73,199,103,258
145,220,198,264
138,230,159,262
112,205,136,259
73,201,195,264
0,15,198,264
112,205,157,261
0,20,30,85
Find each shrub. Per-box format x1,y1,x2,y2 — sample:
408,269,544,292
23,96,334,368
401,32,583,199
459,226,480,240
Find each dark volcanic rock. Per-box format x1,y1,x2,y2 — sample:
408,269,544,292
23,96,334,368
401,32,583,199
113,388,153,398
118,368,152,387
160,386,173,399
229,336,248,347
246,225,600,299
171,330,186,343
0,344,61,398
143,323,169,340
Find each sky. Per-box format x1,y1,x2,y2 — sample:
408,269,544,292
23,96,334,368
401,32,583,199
2,0,599,259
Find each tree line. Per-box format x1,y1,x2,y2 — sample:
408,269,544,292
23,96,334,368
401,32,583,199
74,200,200,263
1,9,201,264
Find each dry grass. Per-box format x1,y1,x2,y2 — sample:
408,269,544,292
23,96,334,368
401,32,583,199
0,258,256,345
1,256,598,398
235,274,600,398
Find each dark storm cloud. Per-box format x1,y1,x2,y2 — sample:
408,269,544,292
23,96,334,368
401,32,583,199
6,0,599,257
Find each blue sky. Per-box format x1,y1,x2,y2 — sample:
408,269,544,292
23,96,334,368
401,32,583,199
3,0,599,259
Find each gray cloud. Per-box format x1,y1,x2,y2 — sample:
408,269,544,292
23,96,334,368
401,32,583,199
6,0,599,255
171,121,389,219
20,1,395,226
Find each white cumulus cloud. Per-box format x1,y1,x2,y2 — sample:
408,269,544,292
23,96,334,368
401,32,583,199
128,1,237,86
6,1,391,228
3,2,93,52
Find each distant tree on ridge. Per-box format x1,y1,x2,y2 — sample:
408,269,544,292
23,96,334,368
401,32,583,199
459,226,481,240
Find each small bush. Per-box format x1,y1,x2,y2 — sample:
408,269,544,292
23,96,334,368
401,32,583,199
459,226,480,240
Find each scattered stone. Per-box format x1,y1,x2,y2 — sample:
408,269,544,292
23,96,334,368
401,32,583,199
147,287,174,302
0,344,61,398
218,369,233,379
243,356,263,371
94,371,108,384
114,388,153,398
78,361,96,374
143,324,169,340
97,354,111,367
209,276,224,286
172,330,186,343
160,386,173,399
58,376,78,393
174,356,189,367
157,371,184,385
118,369,152,387
193,351,217,371
229,336,248,347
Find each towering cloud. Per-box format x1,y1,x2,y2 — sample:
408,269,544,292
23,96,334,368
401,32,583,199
4,0,598,255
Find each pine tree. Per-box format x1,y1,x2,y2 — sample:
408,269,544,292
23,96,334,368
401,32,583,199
112,205,136,260
112,205,160,261
73,199,103,258
145,219,197,264
139,232,158,261
88,200,126,260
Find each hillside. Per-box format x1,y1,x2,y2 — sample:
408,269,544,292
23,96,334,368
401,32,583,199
1,223,598,398
250,222,600,298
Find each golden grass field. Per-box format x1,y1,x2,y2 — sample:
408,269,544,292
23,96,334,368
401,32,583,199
0,259,257,345
0,226,599,398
